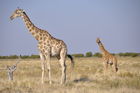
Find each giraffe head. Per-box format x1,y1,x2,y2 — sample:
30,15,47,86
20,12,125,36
96,38,101,44
10,8,25,20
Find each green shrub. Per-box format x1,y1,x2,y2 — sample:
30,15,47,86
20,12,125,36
8,55,18,59
93,52,102,57
72,54,84,57
0,55,40,59
118,52,139,57
86,52,92,57
30,55,40,58
0,56,8,59
20,55,29,59
131,53,139,57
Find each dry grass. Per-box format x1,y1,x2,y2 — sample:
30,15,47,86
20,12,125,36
0,57,140,93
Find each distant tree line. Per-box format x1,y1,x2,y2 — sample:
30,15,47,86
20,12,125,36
0,55,40,59
73,52,140,57
0,52,140,59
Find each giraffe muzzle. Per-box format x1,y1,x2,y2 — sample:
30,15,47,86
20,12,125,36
10,16,14,20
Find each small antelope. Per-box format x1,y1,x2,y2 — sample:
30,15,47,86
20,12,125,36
0,57,21,80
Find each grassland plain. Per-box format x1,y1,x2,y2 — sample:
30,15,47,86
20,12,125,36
0,57,140,93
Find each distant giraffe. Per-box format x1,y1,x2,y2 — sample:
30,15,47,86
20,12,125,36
10,8,74,84
96,38,118,73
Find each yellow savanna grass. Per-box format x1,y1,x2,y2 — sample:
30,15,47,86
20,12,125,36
0,57,140,93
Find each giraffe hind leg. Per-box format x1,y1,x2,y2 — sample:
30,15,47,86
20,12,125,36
59,58,66,84
59,49,67,84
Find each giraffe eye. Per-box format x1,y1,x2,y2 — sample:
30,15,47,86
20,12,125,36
16,10,21,14
16,11,19,14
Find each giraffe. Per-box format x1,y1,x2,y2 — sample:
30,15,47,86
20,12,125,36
10,8,74,84
96,38,118,73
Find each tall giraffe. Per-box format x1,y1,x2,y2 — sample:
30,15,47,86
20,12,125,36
10,8,74,84
96,38,118,73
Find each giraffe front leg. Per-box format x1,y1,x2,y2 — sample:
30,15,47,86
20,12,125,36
41,62,45,84
40,53,45,84
45,55,52,84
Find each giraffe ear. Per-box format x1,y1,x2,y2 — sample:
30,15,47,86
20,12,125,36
97,37,100,40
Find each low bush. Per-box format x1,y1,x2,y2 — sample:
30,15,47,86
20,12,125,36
86,52,92,57
72,54,84,57
30,55,40,59
93,52,102,57
118,52,139,57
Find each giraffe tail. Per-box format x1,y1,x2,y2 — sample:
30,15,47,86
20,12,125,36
114,58,118,72
67,54,74,69
115,64,118,72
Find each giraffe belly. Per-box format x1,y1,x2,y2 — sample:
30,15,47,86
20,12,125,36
108,60,113,65
51,47,60,56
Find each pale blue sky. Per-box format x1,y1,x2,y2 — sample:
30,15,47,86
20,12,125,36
0,0,140,56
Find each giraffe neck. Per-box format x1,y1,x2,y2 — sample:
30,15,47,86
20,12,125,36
21,12,44,41
98,42,108,55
